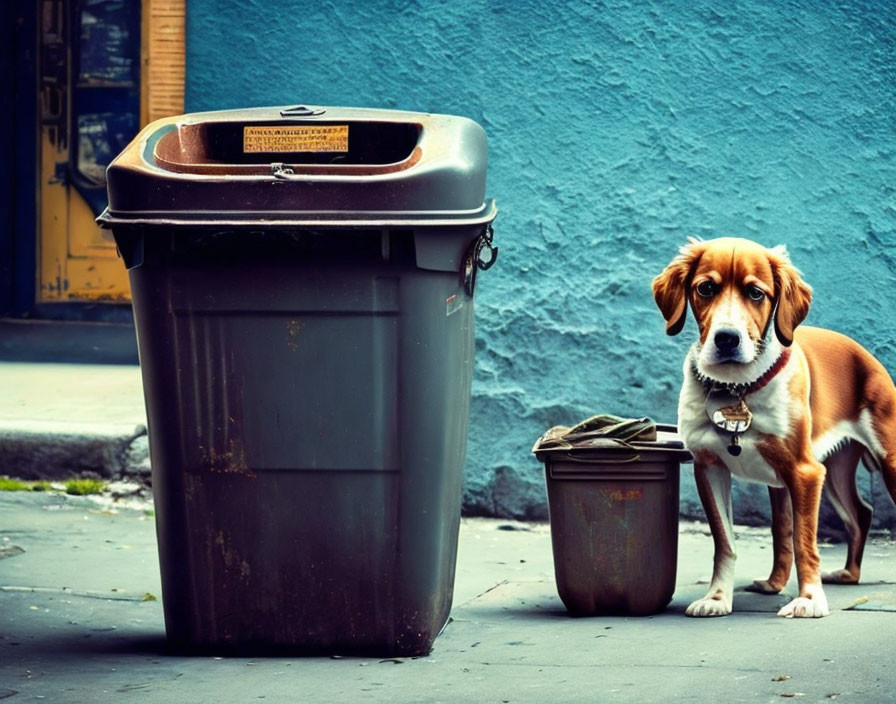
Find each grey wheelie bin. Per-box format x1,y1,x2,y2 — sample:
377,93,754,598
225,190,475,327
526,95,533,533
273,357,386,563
97,105,497,656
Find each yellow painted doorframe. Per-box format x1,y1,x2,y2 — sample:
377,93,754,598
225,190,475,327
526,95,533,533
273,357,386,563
37,0,184,305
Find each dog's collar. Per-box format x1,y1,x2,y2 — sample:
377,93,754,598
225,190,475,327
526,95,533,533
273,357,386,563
691,347,792,397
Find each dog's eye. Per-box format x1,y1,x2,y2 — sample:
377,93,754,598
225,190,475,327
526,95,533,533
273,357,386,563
746,286,766,302
695,281,718,298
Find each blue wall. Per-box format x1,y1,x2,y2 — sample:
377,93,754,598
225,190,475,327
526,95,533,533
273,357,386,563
186,1,896,526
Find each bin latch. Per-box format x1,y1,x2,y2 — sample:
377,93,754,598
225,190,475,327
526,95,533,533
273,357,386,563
271,162,296,179
464,224,498,296
280,105,326,117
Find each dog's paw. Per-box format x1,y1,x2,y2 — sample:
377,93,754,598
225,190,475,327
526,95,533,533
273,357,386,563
744,579,784,595
777,589,830,619
685,594,732,617
821,568,859,585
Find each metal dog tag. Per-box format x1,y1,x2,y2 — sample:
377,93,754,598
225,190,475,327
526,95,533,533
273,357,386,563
711,399,753,434
727,434,743,456
709,399,753,457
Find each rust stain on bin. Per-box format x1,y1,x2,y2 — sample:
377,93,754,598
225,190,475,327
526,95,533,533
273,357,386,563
286,319,304,352
603,488,644,502
215,531,252,579
199,439,255,478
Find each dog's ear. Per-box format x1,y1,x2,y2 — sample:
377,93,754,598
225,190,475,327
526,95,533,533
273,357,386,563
652,239,705,336
769,246,812,346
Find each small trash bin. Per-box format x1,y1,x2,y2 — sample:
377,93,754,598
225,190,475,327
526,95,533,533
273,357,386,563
533,416,691,616
98,105,497,655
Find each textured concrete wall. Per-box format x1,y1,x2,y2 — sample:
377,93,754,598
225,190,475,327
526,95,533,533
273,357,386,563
185,1,896,531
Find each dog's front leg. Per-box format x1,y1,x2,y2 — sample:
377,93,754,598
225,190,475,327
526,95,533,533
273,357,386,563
746,486,793,594
777,461,830,618
687,461,736,617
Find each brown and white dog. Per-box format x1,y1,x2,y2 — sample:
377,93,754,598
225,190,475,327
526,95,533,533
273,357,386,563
652,237,896,618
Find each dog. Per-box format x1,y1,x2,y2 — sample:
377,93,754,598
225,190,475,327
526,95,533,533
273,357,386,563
652,237,896,618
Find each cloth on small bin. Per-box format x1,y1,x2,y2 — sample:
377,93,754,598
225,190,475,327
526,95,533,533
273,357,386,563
532,414,656,456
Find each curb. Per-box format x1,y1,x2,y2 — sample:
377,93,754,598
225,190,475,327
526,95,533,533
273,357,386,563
0,423,150,481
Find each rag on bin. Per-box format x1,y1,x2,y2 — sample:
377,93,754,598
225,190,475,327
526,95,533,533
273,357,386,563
532,414,657,460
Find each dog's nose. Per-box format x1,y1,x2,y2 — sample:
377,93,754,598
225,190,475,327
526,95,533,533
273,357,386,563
714,329,741,355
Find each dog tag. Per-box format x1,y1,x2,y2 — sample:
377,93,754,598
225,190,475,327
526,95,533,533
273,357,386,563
728,434,742,457
711,399,752,434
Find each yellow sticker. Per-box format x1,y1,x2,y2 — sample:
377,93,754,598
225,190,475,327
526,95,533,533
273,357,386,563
243,125,349,153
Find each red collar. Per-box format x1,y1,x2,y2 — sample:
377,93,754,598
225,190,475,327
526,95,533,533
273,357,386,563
693,347,792,397
747,347,792,394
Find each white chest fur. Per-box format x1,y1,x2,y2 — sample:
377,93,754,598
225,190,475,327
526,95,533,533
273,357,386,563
677,350,802,487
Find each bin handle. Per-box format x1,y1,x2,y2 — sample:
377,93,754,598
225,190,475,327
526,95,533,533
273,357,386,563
555,451,641,464
268,153,424,177
279,105,326,117
463,224,498,296
548,464,671,481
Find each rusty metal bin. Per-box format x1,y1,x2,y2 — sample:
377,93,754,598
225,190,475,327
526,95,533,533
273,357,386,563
98,105,497,656
533,419,691,616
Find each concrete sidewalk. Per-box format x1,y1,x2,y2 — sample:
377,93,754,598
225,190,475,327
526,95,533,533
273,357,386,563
2,490,896,703
1,361,896,702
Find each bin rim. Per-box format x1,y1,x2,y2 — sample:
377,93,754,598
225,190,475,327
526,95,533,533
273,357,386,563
533,440,693,465
97,199,498,230
144,103,474,126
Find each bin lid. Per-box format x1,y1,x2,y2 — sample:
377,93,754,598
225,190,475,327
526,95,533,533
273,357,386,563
532,414,693,463
97,105,497,229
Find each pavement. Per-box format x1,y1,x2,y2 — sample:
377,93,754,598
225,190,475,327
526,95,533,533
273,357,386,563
1,361,896,703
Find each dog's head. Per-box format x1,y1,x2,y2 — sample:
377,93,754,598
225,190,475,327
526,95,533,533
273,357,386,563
652,237,812,383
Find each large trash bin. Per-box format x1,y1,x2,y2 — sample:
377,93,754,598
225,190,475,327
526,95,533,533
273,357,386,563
533,417,691,616
98,105,497,655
